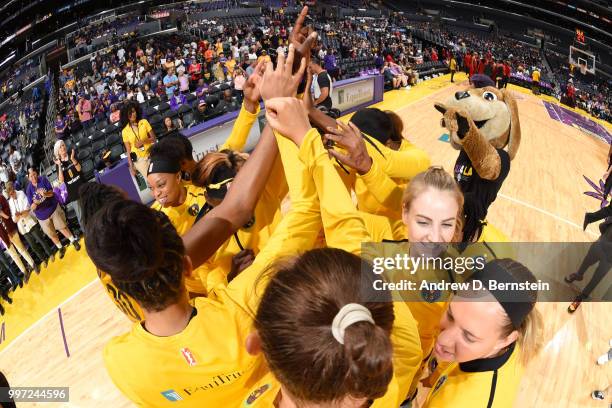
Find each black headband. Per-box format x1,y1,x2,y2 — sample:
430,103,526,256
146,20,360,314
468,262,536,329
147,160,181,176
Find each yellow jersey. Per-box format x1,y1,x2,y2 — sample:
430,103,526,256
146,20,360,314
104,131,323,407
103,296,269,407
219,102,261,152
424,343,523,408
153,184,208,294
122,119,154,159
97,269,144,323
297,129,423,404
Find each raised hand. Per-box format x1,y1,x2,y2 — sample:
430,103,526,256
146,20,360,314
264,97,311,146
70,148,76,162
289,6,318,73
259,44,306,101
242,60,266,113
323,120,373,174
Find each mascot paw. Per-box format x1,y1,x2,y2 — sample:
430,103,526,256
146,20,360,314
435,104,471,140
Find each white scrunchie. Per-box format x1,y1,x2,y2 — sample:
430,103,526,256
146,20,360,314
331,303,375,345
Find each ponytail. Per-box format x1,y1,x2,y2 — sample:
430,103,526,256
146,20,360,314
514,307,543,366
255,248,394,403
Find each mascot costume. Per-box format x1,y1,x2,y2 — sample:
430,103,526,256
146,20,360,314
435,85,521,242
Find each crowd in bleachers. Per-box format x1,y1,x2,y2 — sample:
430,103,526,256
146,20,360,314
545,49,611,122
68,15,144,50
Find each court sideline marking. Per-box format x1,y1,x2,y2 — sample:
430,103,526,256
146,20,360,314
498,193,598,238
0,279,98,356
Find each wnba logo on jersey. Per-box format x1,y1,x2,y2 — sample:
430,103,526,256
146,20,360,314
181,347,197,366
161,389,183,401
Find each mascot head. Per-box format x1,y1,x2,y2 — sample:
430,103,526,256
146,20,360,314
434,86,521,160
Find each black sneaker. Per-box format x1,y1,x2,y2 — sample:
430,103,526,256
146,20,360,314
592,390,605,400
0,304,4,316
59,246,67,259
73,240,81,251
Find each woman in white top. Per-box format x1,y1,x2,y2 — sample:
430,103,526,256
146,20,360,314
5,182,55,267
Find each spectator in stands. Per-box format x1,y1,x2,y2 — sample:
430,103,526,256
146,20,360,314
217,89,240,114
54,114,68,140
76,94,93,129
109,104,121,124
163,68,179,97
162,116,183,139
169,88,187,111
195,79,208,99
233,68,246,100
194,99,213,123
54,140,84,230
8,146,25,191
6,181,54,267
25,168,81,259
121,101,156,178
178,71,190,94
0,189,39,279
0,163,9,187
323,49,339,80
310,61,333,111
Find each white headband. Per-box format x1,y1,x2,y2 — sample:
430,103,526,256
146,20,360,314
331,303,375,345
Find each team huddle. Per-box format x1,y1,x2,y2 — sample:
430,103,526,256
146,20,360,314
80,7,544,408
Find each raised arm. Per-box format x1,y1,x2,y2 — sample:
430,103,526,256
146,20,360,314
182,125,279,268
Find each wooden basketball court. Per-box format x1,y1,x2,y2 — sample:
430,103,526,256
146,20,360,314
1,72,610,407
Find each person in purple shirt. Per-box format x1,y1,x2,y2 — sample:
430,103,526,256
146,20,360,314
54,114,68,140
195,79,209,99
25,168,80,259
323,49,339,80
169,88,186,111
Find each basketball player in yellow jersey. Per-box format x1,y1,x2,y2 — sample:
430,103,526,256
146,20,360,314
79,182,144,322
247,96,422,407
147,146,209,295
424,259,543,408
190,148,286,290
85,174,322,408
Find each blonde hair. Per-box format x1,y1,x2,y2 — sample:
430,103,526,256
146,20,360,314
402,166,464,242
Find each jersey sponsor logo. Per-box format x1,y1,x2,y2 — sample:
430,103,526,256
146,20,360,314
244,383,271,406
161,389,183,401
181,347,197,367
